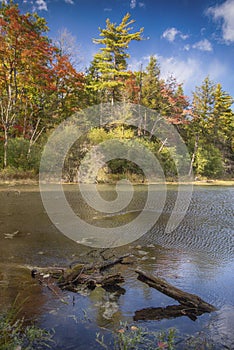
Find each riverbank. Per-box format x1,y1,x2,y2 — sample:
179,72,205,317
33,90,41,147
0,178,234,187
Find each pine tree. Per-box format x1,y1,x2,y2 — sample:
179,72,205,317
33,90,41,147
192,76,215,136
141,56,161,112
212,83,234,147
89,13,143,103
189,77,234,177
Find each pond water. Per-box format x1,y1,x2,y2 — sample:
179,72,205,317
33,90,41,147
0,184,233,349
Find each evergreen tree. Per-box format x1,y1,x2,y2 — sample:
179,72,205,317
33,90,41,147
212,83,234,147
192,76,215,136
88,13,143,103
141,56,161,112
188,77,234,177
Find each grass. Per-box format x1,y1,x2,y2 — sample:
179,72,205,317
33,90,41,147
0,295,54,350
0,297,218,350
95,321,219,350
96,322,176,350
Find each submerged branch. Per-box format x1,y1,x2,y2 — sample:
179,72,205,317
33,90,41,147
135,269,216,318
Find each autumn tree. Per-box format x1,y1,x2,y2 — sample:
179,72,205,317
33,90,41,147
140,57,189,126
0,3,84,168
121,72,140,103
0,3,50,166
88,13,143,104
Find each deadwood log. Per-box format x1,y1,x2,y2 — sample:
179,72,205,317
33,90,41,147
98,254,132,271
134,305,203,322
32,270,67,302
31,255,128,293
135,269,216,313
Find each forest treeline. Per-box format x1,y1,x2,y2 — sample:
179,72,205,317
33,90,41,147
0,3,233,181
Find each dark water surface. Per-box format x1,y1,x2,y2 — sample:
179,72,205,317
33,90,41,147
0,184,233,349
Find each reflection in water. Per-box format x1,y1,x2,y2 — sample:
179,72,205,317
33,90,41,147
0,263,48,322
0,184,233,348
207,305,234,349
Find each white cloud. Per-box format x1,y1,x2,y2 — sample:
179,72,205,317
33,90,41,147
192,39,213,51
35,0,47,11
162,27,188,42
207,0,234,43
139,2,145,8
184,44,191,51
129,54,230,97
160,56,230,96
65,0,74,4
159,57,202,86
180,34,189,40
130,0,136,9
162,28,179,42
207,59,228,80
200,27,206,35
129,0,145,9
104,8,112,12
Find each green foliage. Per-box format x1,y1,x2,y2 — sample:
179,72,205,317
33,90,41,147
88,13,143,103
0,295,54,350
88,127,111,144
0,2,84,168
7,138,41,172
195,144,224,178
158,147,177,178
141,56,161,111
96,322,176,350
186,76,234,178
0,4,233,180
0,166,36,180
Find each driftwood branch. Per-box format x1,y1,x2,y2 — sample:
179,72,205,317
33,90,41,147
134,305,203,322
135,269,216,320
31,255,129,294
98,254,132,271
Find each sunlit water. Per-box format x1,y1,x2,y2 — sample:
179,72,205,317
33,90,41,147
0,184,233,349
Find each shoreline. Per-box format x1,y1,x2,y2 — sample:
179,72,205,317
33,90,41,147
0,179,234,188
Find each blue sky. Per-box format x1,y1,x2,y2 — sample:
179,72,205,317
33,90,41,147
3,0,234,98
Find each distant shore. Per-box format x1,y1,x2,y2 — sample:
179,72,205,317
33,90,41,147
0,178,234,188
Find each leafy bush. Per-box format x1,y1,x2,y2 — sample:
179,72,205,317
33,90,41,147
7,138,41,172
0,166,36,180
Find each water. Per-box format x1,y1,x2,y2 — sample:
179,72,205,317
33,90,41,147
0,184,233,349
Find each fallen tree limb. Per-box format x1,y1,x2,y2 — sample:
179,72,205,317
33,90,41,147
135,269,216,314
32,271,67,303
134,305,203,322
98,254,132,271
31,255,128,294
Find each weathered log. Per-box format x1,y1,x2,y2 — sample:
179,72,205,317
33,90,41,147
31,255,127,294
99,273,124,286
98,254,132,271
32,270,67,302
135,269,216,313
134,305,203,322
60,272,124,290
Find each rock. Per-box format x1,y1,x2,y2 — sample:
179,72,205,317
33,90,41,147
137,250,148,256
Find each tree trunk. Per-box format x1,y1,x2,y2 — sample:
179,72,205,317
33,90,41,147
134,304,204,322
3,126,8,168
188,134,199,178
136,269,216,313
